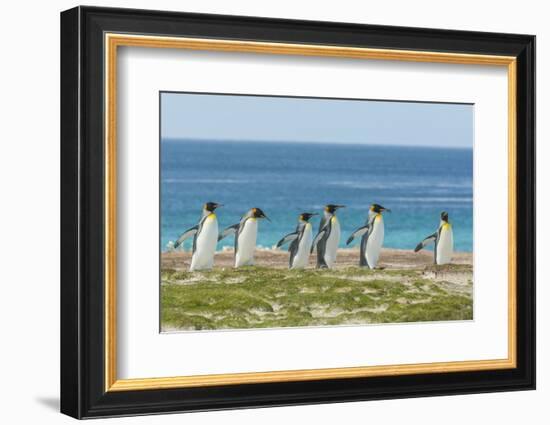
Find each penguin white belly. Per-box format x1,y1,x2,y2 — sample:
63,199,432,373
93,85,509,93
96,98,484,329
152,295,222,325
436,224,454,265
324,217,340,268
291,224,312,269
235,219,258,267
365,216,384,269
190,216,218,271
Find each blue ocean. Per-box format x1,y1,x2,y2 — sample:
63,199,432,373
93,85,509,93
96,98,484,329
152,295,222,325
161,140,473,253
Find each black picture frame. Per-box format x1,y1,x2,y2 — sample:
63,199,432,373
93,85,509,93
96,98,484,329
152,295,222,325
60,5,535,419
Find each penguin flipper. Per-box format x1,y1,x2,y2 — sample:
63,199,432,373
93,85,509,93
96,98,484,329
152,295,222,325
174,225,198,248
218,223,240,241
311,228,327,253
288,238,300,267
276,232,298,248
346,224,370,245
414,232,437,252
359,233,369,267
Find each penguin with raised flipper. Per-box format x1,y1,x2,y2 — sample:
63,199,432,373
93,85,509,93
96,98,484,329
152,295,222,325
414,211,454,265
218,208,270,267
276,212,318,269
311,204,345,269
347,204,391,269
174,202,222,271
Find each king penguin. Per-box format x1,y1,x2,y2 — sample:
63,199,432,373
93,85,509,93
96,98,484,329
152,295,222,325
174,202,222,271
311,204,345,268
218,207,270,267
346,204,390,269
276,212,318,269
414,211,454,265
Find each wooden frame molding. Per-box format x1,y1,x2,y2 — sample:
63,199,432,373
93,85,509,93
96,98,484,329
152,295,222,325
104,33,518,392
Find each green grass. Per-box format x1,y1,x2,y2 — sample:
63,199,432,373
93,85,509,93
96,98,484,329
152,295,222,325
161,266,473,331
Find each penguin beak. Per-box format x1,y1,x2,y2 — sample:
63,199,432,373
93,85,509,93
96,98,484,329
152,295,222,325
336,205,346,209
214,203,223,209
257,210,271,222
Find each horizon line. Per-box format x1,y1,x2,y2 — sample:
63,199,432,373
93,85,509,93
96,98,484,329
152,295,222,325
161,137,473,150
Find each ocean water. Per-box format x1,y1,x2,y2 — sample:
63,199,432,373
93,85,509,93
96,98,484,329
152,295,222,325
161,140,473,252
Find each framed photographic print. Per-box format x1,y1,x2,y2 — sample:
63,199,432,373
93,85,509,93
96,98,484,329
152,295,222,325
60,6,535,419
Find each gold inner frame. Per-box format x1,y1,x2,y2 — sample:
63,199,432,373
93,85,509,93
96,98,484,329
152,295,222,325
104,33,517,392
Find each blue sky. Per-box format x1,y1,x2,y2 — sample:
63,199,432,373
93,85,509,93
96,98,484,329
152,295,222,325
161,92,473,148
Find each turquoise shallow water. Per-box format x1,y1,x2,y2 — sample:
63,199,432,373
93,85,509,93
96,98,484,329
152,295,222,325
161,140,473,253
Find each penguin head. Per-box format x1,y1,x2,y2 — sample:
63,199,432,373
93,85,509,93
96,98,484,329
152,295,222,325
370,204,391,214
324,204,345,214
252,207,270,221
441,211,449,222
300,212,318,222
204,202,222,212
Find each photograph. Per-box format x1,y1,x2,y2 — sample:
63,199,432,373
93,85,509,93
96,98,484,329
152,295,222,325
160,92,474,332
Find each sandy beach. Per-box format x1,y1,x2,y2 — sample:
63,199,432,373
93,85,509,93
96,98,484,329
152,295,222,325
161,247,472,271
